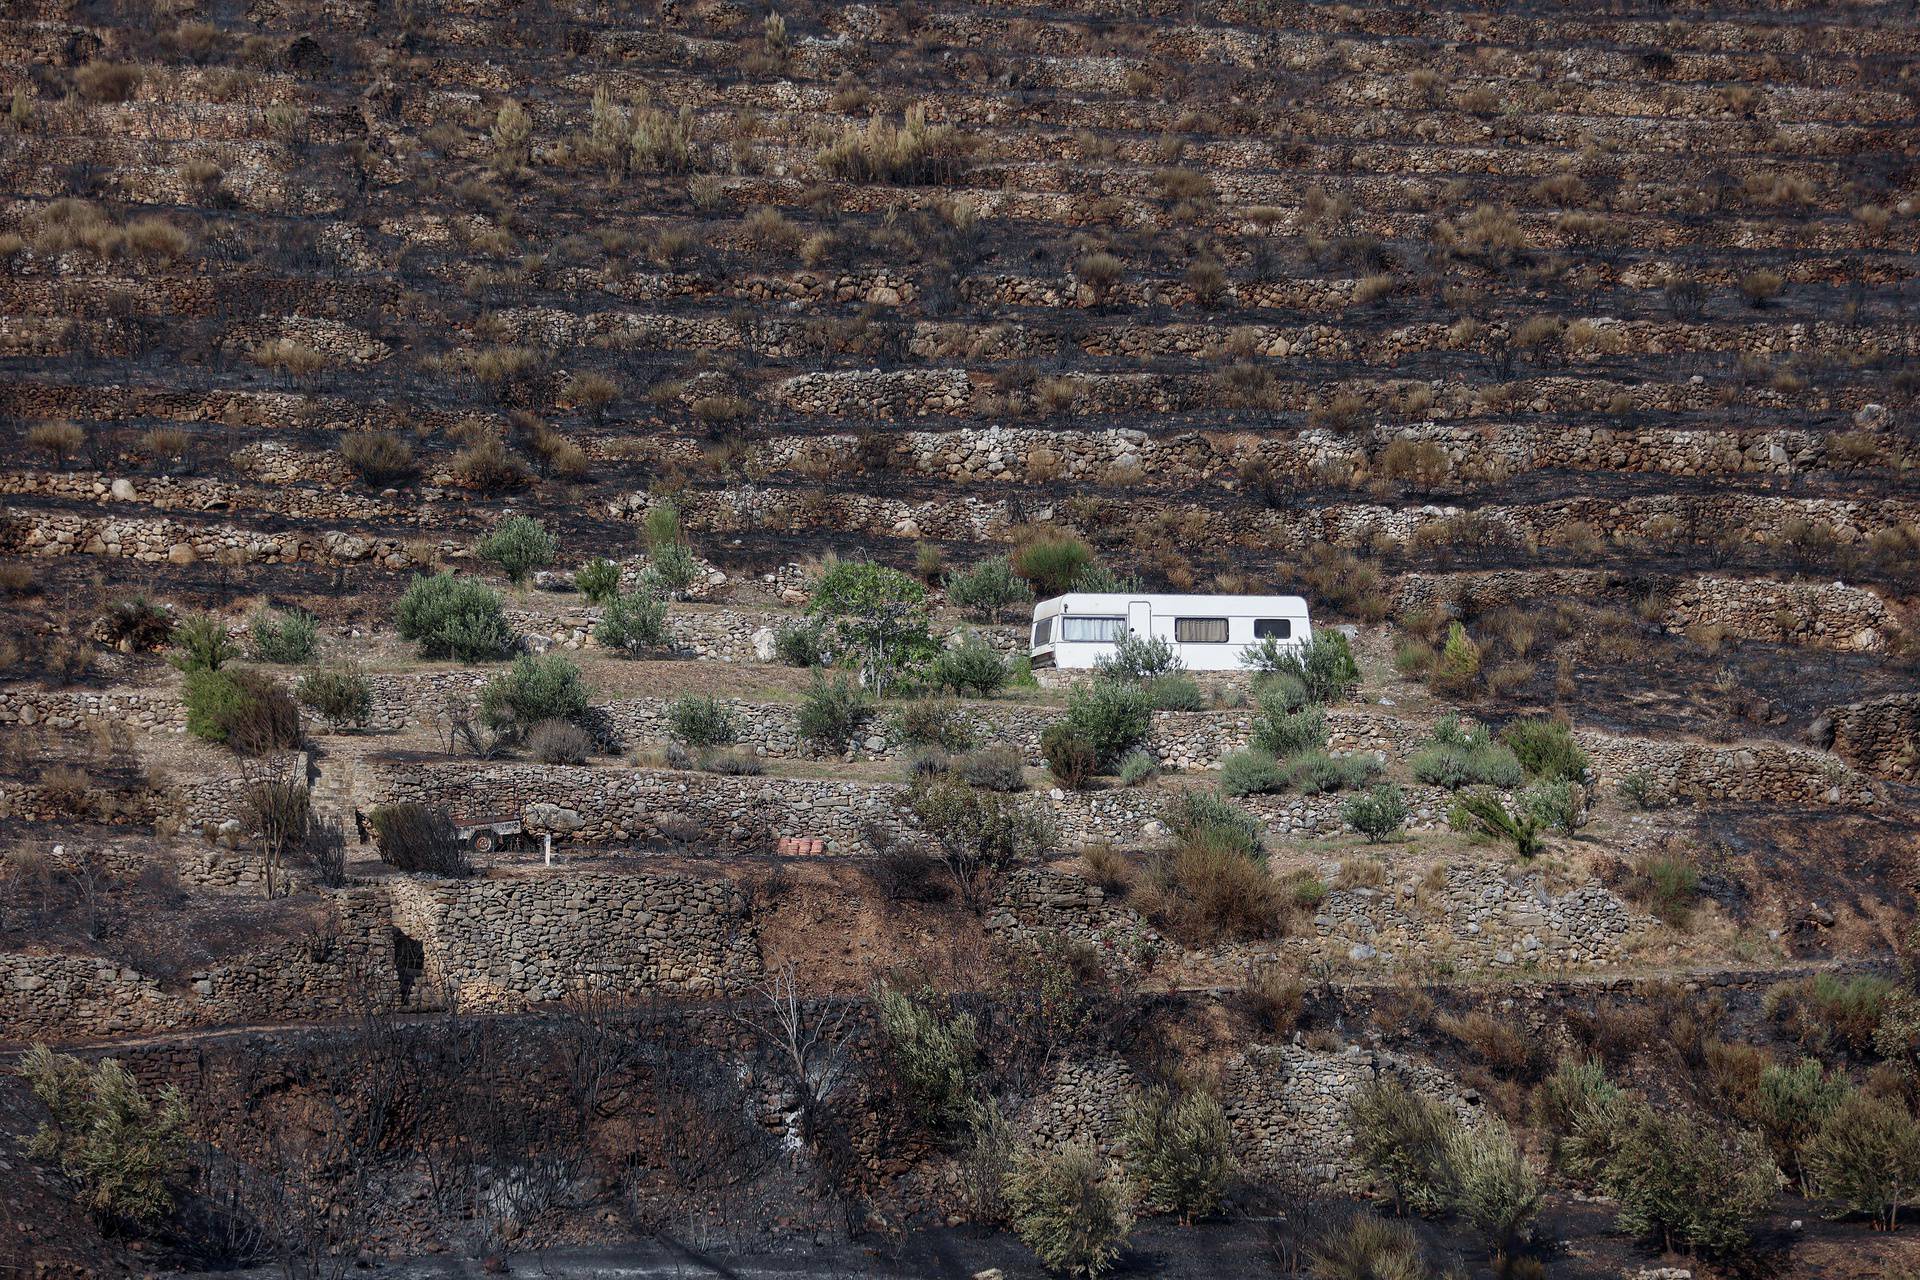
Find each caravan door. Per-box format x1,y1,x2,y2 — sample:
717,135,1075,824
1126,599,1153,641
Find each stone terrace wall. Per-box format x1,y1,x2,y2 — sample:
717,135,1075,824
1822,693,1920,785
1226,1044,1473,1184
0,870,762,1041
1399,569,1895,653
385,871,761,1008
1311,863,1649,970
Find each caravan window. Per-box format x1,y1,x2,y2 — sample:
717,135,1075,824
1174,617,1229,644
1061,615,1125,643
1253,618,1293,640
1032,616,1054,646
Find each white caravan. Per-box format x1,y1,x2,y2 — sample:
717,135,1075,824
1028,593,1313,672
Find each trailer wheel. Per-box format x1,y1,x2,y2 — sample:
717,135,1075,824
472,831,497,853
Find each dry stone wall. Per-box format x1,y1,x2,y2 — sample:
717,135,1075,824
1821,693,1920,785
0,870,762,1041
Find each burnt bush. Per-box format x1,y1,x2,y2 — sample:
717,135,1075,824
367,803,471,876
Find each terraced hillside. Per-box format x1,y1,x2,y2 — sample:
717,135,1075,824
1,0,1917,1276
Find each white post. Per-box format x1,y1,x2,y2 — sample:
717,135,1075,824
543,833,553,867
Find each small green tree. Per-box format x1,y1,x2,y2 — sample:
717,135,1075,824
1003,1142,1135,1278
17,1046,189,1226
1431,620,1481,692
476,514,557,585
808,560,932,694
947,554,1031,622
395,573,514,662
1343,783,1408,842
478,653,590,737
575,557,621,604
1094,632,1183,683
929,633,1008,697
797,672,874,750
595,588,669,654
1348,1078,1460,1216
1250,699,1327,758
1600,1103,1777,1257
247,608,319,664
1750,1058,1849,1194
1803,1091,1920,1230
908,778,1054,910
168,614,238,673
667,694,737,748
297,666,372,730
1244,631,1359,703
1064,679,1153,766
1446,1118,1541,1259
875,984,979,1138
1120,1084,1234,1224
1501,717,1588,782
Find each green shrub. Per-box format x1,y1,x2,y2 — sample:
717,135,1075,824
875,984,979,1138
798,672,874,750
773,620,827,667
1501,717,1588,782
1432,620,1481,691
296,666,371,729
1002,1143,1135,1279
1519,778,1583,835
595,587,670,654
1445,1118,1541,1258
908,778,1055,908
479,653,590,736
1250,698,1326,758
395,573,513,662
930,633,1008,696
183,668,301,753
367,803,470,875
1284,749,1378,794
1803,1091,1920,1230
575,557,621,604
1243,631,1359,703
1117,749,1158,787
1598,1104,1777,1257
947,554,1031,621
667,694,737,748
1749,1058,1849,1194
1144,673,1205,711
649,540,698,591
1343,783,1408,842
1534,1058,1620,1153
168,614,238,673
16,1046,189,1225
1220,747,1286,797
1065,679,1153,765
1448,789,1544,858
1010,533,1096,596
1095,632,1183,682
956,744,1025,792
642,499,682,550
1348,1079,1460,1215
1410,718,1524,790
476,514,557,584
1617,771,1661,809
1121,1085,1233,1224
247,608,318,663
893,698,977,752
1247,670,1311,714
1162,789,1263,857
1042,723,1099,789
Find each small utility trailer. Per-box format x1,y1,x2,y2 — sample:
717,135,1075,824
452,814,524,854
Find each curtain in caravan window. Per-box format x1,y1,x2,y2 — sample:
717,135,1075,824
1062,615,1125,642
1174,617,1229,643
